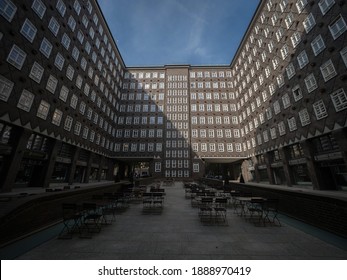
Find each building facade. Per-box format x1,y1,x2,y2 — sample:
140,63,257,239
0,0,347,192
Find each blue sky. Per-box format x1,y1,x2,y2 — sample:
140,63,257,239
98,0,260,66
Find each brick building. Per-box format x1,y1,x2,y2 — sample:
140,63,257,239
0,0,347,192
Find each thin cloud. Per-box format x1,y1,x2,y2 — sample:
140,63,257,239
98,0,260,66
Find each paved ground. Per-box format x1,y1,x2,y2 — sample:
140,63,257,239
13,181,347,260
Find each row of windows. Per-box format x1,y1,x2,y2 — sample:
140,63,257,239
192,142,241,153
116,129,163,138
119,104,164,113
121,92,165,101
190,92,234,100
190,81,231,89
238,55,346,126
114,142,163,152
165,170,190,178
191,103,237,112
116,116,164,125
192,129,241,139
124,72,165,80
191,116,238,125
123,82,165,90
165,160,190,169
190,71,232,79
252,90,347,145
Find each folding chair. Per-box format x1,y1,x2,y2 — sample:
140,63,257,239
58,203,83,239
80,203,103,238
263,198,281,226
199,207,213,223
246,198,265,225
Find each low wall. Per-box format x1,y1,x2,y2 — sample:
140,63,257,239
0,182,126,246
229,182,347,238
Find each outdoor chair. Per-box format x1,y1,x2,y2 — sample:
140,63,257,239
58,203,83,239
79,202,103,238
263,198,281,226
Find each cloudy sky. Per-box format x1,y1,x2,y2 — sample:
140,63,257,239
98,0,260,66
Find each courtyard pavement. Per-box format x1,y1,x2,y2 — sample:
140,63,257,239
9,181,347,260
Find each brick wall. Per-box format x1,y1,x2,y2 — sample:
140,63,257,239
229,182,347,238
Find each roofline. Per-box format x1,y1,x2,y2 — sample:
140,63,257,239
229,0,265,67
126,64,232,70
95,0,127,68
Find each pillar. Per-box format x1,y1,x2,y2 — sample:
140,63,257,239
279,147,295,187
67,146,80,185
300,140,324,190
41,138,59,188
264,152,275,185
0,127,32,193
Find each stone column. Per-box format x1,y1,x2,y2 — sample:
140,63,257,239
332,128,347,166
96,155,104,181
253,156,261,183
41,138,59,189
279,147,295,187
67,146,80,185
264,152,275,185
0,127,32,193
300,140,324,190
83,151,93,183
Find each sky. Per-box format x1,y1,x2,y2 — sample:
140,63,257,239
98,0,260,66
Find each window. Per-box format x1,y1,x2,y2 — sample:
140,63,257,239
329,15,347,39
17,89,34,112
32,0,46,19
282,93,291,109
59,85,69,102
278,121,286,136
48,17,60,36
285,13,294,29
313,100,328,119
320,59,337,82
29,62,44,83
297,50,309,69
341,46,347,68
296,0,307,13
36,100,50,120
311,35,325,56
7,44,26,70
274,100,281,114
64,116,73,131
291,31,301,48
270,127,277,139
331,88,347,112
68,15,76,31
56,0,66,17
54,53,65,70
52,109,63,126
299,108,311,126
66,65,74,80
39,38,52,58
292,85,303,101
303,13,316,33
46,75,58,94
70,94,78,109
155,162,161,172
72,47,79,61
61,33,71,50
74,122,81,135
0,74,14,102
319,0,335,15
286,63,296,79
73,0,81,15
0,0,17,22
287,117,297,131
304,73,318,93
